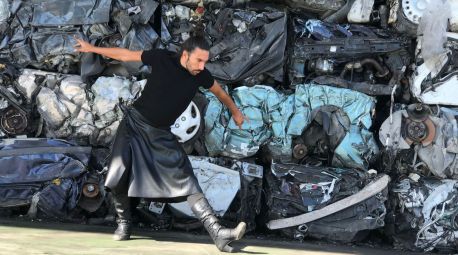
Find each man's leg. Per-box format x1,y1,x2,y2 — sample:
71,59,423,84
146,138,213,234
187,193,246,253
105,118,133,241
111,171,132,241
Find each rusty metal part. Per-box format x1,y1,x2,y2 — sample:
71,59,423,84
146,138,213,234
407,103,430,122
402,104,436,146
293,144,308,159
82,183,100,198
406,121,427,143
403,117,436,146
0,106,27,135
420,118,435,146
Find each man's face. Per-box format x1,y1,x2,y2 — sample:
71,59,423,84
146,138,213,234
183,47,209,75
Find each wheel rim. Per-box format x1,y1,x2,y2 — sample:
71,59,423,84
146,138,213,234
402,0,430,24
170,101,201,143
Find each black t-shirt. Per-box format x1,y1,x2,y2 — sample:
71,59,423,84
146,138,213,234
133,49,214,127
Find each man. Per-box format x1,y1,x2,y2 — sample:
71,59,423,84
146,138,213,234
74,36,248,253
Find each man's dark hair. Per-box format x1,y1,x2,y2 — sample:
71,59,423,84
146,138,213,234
179,35,210,56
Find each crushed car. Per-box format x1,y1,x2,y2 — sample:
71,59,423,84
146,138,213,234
202,84,379,170
264,161,389,242
160,2,287,86
387,176,458,252
0,138,104,219
287,16,411,97
380,104,458,179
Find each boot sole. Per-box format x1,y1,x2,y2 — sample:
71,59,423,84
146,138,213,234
113,235,131,241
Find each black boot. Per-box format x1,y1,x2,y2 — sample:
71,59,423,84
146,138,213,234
190,196,246,252
112,192,132,241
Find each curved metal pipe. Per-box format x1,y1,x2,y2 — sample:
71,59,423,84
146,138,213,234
340,58,389,78
360,58,390,77
339,62,357,78
323,0,356,23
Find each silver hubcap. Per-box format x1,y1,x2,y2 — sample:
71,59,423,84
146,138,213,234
170,101,201,143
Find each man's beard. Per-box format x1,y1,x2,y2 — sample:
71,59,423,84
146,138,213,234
186,58,200,75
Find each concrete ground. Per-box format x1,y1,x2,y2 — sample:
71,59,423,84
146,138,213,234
0,219,423,255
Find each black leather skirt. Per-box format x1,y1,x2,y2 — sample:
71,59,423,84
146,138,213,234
104,107,201,202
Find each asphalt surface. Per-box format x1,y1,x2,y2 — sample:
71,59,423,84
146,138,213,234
0,219,424,255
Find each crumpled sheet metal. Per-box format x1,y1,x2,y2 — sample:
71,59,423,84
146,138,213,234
168,156,263,217
122,24,159,51
170,156,242,217
120,24,160,75
97,120,120,145
0,138,90,183
411,7,458,106
204,85,293,159
288,16,410,87
410,48,458,106
270,162,349,209
227,86,293,159
167,0,246,7
380,106,458,179
265,162,387,242
205,10,287,83
391,177,458,252
288,83,376,135
17,70,90,132
31,28,83,62
31,0,112,26
37,87,71,129
17,69,52,102
19,69,142,146
2,0,109,72
0,138,90,218
0,0,8,24
347,0,374,23
1,0,157,77
0,97,7,109
333,126,379,169
417,114,458,179
5,1,283,82
59,75,90,108
416,0,450,64
202,87,231,156
203,84,378,169
91,76,134,116
287,84,378,169
161,5,287,84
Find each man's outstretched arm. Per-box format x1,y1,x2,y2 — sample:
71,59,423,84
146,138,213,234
73,37,142,62
209,81,248,129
